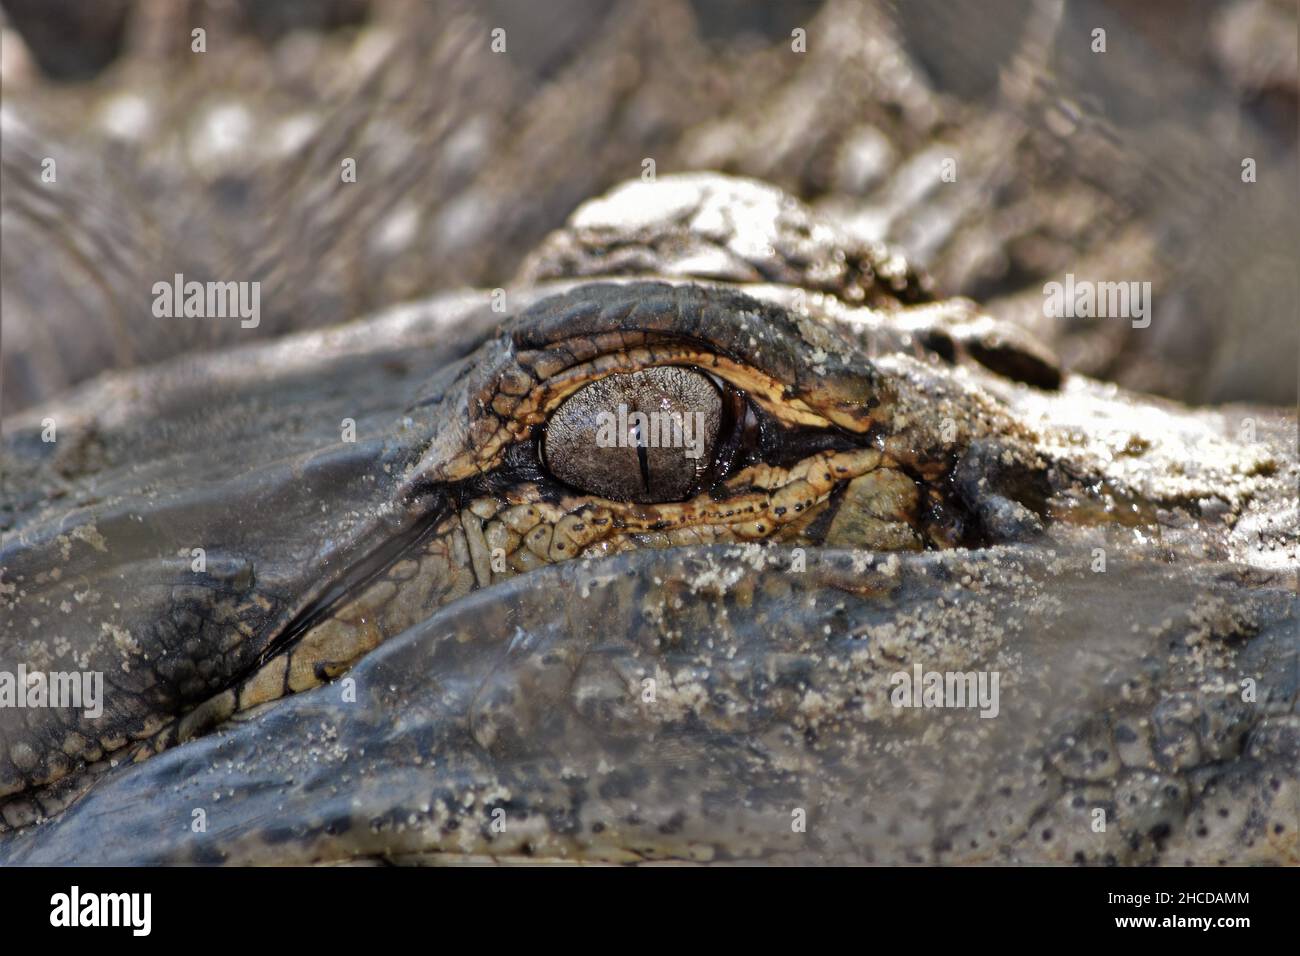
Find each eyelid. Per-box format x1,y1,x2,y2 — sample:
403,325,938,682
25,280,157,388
517,345,840,431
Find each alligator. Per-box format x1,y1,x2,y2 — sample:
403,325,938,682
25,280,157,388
0,173,1296,865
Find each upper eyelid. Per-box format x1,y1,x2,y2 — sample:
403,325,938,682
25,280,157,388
418,291,882,486
515,345,839,430
507,283,888,424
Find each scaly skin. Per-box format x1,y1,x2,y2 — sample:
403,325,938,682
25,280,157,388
0,175,1295,863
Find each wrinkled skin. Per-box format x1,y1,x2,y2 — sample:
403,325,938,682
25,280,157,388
1,175,1296,864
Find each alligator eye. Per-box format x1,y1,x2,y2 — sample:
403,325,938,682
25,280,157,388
541,366,724,502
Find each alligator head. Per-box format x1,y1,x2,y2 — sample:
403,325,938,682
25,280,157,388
1,175,1295,864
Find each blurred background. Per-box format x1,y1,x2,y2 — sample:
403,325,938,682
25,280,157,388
1,0,1295,413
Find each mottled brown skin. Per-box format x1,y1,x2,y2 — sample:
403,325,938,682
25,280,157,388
0,175,1295,864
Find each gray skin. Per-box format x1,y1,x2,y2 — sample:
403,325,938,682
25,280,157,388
1,175,1296,864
